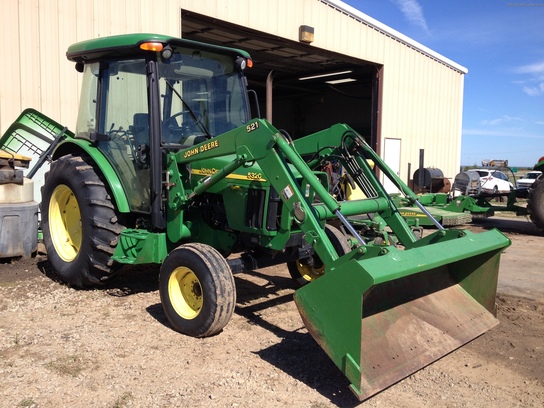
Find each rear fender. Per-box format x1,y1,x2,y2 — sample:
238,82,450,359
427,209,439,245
53,139,130,213
0,109,130,213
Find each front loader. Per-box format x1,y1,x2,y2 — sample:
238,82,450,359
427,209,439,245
1,34,510,401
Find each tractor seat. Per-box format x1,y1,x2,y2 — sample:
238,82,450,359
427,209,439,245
130,113,149,145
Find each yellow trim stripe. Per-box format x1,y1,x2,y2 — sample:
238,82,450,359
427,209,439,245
191,168,267,182
400,211,427,218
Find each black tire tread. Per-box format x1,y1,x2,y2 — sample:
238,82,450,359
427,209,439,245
184,243,236,337
159,243,236,338
41,154,124,288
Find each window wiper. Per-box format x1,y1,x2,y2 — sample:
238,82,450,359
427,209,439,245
165,79,212,139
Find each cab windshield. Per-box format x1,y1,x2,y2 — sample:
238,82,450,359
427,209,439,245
158,47,250,146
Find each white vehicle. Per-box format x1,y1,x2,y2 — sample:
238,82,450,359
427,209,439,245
474,169,514,193
516,171,542,189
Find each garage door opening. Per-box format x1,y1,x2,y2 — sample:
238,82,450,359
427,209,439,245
181,10,381,150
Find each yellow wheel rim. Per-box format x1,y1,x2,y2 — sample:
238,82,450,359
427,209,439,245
49,185,82,262
296,261,325,283
168,267,203,319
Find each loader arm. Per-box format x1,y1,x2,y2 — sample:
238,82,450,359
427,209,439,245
170,118,343,266
292,123,427,247
171,120,421,251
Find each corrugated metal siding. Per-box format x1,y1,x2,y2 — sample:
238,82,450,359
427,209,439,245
1,0,181,137
377,37,465,179
180,0,465,179
1,0,464,180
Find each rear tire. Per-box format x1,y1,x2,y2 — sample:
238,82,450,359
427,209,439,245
41,154,124,288
287,224,351,287
527,176,544,231
159,243,236,337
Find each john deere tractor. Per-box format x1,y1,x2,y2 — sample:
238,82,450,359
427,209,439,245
1,34,511,401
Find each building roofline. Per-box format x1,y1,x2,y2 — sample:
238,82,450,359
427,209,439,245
323,0,468,74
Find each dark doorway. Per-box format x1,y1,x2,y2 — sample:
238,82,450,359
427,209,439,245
181,10,381,149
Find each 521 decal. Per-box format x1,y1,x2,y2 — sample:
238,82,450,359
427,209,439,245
246,122,259,132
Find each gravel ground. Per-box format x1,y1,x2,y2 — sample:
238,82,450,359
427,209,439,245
1,216,543,408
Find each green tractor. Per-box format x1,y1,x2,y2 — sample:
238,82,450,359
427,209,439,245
1,34,511,401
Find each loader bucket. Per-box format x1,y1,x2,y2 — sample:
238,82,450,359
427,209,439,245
294,228,510,401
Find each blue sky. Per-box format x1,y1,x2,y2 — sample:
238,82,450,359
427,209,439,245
341,0,544,167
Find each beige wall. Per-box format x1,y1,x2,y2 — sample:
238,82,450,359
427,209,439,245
1,0,465,182
1,0,181,137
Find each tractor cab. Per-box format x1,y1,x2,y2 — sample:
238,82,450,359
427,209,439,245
68,34,253,213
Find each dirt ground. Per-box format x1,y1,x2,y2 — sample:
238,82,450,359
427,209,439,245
1,215,543,408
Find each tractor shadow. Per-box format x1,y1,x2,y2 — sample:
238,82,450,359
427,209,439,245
231,271,362,407
36,258,161,296
144,268,361,406
252,333,360,407
105,264,161,295
469,215,543,236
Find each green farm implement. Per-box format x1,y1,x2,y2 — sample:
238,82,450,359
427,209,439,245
393,158,544,231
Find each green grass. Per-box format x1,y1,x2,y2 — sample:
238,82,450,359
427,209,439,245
18,398,37,407
45,354,86,377
110,392,133,408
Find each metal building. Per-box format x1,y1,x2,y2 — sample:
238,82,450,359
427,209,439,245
1,0,466,188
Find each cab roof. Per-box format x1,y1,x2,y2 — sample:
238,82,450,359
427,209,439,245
66,33,251,63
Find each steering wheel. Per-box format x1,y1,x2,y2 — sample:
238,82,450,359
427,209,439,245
164,111,193,130
164,110,210,144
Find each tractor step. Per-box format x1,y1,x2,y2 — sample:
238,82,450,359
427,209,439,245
112,229,168,264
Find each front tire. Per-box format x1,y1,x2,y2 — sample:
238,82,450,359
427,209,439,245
41,154,124,288
287,224,351,286
528,176,544,231
159,243,236,337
